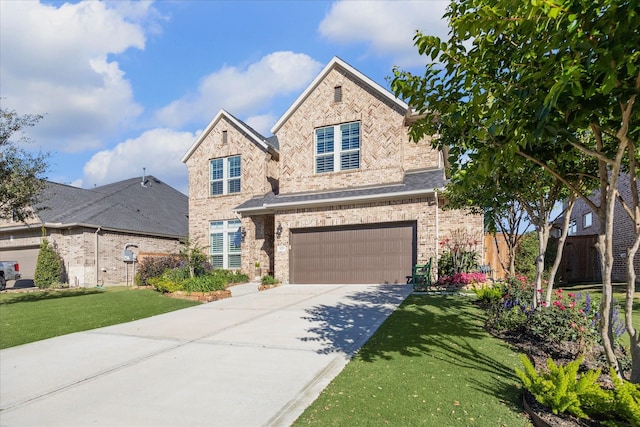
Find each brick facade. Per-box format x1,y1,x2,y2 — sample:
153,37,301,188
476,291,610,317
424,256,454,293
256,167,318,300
184,58,483,284
184,113,279,274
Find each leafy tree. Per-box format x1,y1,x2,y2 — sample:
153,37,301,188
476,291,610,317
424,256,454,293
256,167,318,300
392,0,639,380
34,236,62,289
442,164,529,277
0,108,49,222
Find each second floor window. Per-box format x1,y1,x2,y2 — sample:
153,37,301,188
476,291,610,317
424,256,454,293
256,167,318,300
315,122,360,173
210,155,241,196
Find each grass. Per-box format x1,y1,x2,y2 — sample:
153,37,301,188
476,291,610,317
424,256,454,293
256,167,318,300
294,294,532,427
0,286,200,349
295,283,640,426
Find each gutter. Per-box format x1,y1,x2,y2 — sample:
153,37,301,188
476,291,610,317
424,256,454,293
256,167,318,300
1,222,186,240
234,187,442,215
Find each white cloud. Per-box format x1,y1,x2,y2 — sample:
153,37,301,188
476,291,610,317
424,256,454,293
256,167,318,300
0,1,158,152
156,52,323,129
82,128,196,194
319,0,450,67
244,114,277,137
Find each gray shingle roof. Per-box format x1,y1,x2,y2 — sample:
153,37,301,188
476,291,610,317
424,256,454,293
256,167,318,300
234,169,446,213
35,176,188,238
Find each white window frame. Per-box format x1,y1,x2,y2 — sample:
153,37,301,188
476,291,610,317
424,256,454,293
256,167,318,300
210,155,241,196
583,212,592,229
568,219,577,236
314,121,360,173
210,219,242,269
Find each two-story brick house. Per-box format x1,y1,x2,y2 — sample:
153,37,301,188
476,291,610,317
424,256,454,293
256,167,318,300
182,57,483,284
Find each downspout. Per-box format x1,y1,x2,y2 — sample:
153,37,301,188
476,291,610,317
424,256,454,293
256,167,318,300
95,227,101,286
434,190,439,281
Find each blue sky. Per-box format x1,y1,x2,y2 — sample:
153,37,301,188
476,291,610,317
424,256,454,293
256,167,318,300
1,0,449,194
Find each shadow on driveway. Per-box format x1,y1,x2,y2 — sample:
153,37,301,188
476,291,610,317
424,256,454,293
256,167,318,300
300,284,410,356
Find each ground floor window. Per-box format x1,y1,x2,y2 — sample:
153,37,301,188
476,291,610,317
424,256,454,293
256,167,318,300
210,219,241,269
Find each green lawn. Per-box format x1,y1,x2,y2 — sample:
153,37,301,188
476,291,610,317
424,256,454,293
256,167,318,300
0,287,200,349
294,294,533,427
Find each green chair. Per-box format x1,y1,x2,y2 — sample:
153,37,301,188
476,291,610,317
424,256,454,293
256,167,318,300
410,258,433,292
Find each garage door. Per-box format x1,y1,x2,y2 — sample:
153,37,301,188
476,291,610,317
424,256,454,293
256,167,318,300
0,246,39,280
290,222,416,284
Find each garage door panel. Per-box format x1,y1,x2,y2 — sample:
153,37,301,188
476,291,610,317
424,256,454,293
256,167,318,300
290,222,415,284
0,247,39,280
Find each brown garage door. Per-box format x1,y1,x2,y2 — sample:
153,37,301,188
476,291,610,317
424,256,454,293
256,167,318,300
0,246,40,280
290,222,416,284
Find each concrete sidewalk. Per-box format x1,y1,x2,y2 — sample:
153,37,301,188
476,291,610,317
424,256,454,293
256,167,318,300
0,283,411,427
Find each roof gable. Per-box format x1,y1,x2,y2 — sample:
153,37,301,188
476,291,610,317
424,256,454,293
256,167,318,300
181,109,278,163
271,56,408,134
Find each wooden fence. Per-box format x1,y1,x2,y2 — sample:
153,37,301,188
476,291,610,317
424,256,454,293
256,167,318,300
483,233,509,280
557,235,600,283
483,233,600,283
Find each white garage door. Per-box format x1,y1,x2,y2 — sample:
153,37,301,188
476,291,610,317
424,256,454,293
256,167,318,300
0,246,40,280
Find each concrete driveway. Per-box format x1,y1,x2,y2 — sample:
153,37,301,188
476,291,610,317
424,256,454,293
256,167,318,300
0,283,411,427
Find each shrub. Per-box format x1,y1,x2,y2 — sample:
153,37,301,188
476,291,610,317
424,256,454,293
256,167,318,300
148,267,189,293
135,256,182,286
261,275,279,285
203,269,249,284
437,272,486,288
517,357,640,425
34,237,62,289
529,289,599,348
609,371,640,426
515,355,607,419
473,285,502,307
183,274,226,293
485,276,534,333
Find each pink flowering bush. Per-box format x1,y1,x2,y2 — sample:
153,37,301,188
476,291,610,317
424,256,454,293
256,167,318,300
528,288,599,348
437,271,487,288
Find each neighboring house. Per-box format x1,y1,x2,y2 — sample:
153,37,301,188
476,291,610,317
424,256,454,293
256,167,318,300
182,57,484,285
558,173,639,283
0,176,188,286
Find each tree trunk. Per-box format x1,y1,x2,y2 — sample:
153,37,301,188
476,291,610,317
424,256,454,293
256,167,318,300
546,195,576,306
627,230,640,382
533,225,550,308
598,175,621,378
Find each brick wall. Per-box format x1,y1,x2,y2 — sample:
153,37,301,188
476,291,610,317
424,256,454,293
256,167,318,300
276,65,440,194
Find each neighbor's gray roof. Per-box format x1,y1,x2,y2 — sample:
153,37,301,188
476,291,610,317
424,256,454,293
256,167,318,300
34,176,188,238
234,169,446,214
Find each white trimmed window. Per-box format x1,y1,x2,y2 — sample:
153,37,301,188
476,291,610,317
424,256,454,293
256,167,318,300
210,155,241,196
315,122,360,173
568,219,577,236
583,212,592,229
210,219,242,269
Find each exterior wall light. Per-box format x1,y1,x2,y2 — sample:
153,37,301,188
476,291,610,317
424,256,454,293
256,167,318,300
276,223,283,239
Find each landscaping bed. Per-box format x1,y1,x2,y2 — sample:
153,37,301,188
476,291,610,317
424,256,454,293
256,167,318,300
478,280,639,427
166,289,231,302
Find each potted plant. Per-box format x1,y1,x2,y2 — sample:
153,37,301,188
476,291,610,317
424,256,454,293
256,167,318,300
254,262,262,280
